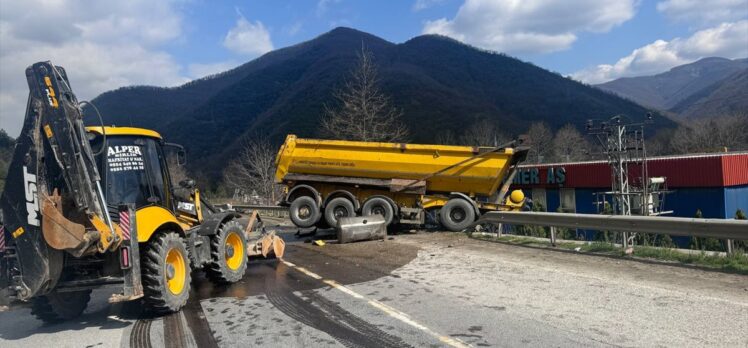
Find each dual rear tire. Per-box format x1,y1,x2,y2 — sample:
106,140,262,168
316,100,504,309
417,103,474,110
439,198,476,232
290,195,396,228
324,197,356,227
361,197,395,226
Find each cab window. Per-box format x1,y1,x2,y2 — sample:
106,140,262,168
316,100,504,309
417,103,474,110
97,136,150,207
92,135,171,210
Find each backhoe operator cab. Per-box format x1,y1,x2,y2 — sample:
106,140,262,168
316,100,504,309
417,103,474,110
82,126,250,313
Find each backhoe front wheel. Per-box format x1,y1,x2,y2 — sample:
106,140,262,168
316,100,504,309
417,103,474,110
141,231,191,314
207,220,248,284
31,289,91,323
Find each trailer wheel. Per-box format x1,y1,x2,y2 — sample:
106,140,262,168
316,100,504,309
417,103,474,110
325,197,356,227
289,196,321,228
362,197,395,226
141,231,191,314
440,198,476,232
31,289,91,323
207,220,248,284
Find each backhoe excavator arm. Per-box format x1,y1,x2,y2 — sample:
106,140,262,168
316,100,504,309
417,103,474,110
1,62,117,301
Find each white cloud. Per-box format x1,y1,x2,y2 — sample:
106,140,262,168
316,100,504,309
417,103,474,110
0,0,188,136
413,0,446,12
657,0,748,26
422,0,637,54
572,20,748,84
284,21,303,36
316,0,342,17
223,15,274,56
188,61,240,79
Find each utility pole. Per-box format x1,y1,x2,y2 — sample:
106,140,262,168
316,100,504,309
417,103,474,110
586,114,671,250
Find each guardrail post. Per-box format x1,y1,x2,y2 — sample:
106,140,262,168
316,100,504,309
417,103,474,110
622,231,630,250
550,226,556,246
726,239,734,255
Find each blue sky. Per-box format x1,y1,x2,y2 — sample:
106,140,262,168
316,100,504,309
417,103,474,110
1,0,747,136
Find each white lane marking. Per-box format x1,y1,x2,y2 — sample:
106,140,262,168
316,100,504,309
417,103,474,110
282,260,470,348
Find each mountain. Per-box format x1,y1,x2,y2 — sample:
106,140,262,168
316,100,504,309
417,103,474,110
596,57,748,111
87,27,672,181
0,129,15,194
670,68,748,118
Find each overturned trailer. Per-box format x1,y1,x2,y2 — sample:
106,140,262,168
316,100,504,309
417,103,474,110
274,135,529,231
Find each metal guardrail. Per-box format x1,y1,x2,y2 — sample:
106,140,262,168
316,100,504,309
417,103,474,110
478,211,748,240
215,204,289,218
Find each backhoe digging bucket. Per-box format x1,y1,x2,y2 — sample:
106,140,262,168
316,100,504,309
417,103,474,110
41,190,98,256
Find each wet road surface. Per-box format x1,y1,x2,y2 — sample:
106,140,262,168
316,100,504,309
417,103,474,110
1,229,747,347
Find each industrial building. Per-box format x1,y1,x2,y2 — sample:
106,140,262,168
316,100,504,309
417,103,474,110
511,151,748,241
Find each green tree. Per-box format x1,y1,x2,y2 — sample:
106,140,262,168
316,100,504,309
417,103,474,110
736,209,747,251
690,209,722,251
516,202,548,237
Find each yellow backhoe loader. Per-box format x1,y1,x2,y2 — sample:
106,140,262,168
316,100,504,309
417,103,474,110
0,61,284,322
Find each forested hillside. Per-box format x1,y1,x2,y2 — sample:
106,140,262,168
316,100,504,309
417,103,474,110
87,27,672,182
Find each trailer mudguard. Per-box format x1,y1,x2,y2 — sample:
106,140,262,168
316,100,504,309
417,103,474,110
285,184,321,205
449,192,481,217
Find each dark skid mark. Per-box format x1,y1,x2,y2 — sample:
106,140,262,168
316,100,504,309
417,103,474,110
182,298,218,348
266,262,412,348
163,312,188,348
126,239,417,348
129,318,153,348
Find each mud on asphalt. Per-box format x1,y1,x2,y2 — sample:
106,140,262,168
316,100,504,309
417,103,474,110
128,229,421,348
2,227,747,347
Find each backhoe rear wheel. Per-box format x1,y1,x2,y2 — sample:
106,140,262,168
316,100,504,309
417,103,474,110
141,231,191,314
31,289,91,323
207,220,248,284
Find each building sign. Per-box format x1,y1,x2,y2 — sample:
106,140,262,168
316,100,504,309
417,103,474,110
513,167,566,186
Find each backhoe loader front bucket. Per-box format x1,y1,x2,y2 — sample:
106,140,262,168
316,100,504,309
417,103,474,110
260,233,286,258
247,231,285,258
244,211,285,258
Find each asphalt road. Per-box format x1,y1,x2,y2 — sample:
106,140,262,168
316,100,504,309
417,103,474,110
1,228,747,347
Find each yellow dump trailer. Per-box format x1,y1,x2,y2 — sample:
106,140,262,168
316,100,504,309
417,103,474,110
275,135,528,231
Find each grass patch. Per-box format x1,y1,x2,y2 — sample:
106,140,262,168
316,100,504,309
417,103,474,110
633,246,748,273
470,233,748,274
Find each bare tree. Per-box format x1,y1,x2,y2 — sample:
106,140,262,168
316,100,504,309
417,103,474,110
670,113,748,154
320,46,408,142
166,154,189,185
223,135,283,205
458,119,509,147
435,130,458,145
552,124,589,162
526,122,554,163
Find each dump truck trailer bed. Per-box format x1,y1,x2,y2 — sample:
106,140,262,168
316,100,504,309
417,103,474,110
274,135,528,231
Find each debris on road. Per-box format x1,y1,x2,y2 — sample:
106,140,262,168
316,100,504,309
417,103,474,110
337,215,387,244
